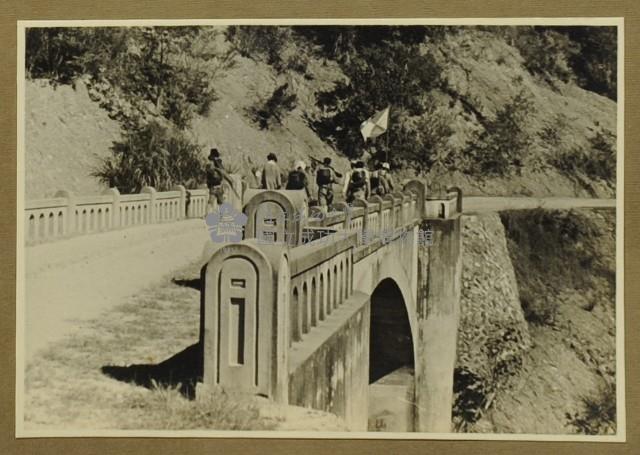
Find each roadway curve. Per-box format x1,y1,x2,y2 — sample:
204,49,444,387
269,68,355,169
463,196,616,213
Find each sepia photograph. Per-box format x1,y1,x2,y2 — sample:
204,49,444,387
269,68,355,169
15,19,623,440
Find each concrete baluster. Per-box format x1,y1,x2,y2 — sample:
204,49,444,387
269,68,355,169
172,185,187,220
54,190,75,236
368,196,383,239
332,202,350,229
403,180,426,220
141,186,157,224
103,188,121,229
351,198,369,245
447,186,463,214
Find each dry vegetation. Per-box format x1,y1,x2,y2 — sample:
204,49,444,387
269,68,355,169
24,261,275,431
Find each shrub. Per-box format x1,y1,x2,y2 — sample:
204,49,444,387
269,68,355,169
551,128,616,185
538,113,569,148
567,382,616,435
513,27,578,83
500,209,611,326
502,26,617,100
465,90,534,177
453,367,488,430
225,26,292,73
248,82,298,129
25,28,89,83
312,37,444,160
94,121,206,193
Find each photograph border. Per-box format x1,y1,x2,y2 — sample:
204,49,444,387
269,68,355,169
2,2,638,454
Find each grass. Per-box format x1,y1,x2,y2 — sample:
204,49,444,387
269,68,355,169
566,382,617,435
24,260,276,431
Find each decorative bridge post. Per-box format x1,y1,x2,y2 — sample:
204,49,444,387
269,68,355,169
200,241,291,403
200,190,309,402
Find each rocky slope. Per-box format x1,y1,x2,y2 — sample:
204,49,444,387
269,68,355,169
456,208,617,434
423,28,616,198
25,52,348,200
454,213,532,430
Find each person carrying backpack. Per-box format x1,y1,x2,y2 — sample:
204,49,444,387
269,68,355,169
316,157,340,208
286,160,311,198
205,148,237,212
344,160,370,203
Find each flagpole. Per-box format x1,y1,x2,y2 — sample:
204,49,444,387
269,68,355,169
385,106,390,163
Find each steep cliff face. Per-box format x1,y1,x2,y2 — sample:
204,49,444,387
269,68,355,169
454,213,532,430
456,208,616,434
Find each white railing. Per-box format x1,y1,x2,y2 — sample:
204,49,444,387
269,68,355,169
25,185,210,245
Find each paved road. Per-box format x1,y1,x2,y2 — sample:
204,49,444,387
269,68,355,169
23,219,211,362
463,196,616,213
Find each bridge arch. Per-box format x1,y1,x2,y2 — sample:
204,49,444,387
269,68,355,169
369,278,415,384
368,277,417,432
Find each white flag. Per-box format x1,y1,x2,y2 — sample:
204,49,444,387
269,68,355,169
360,106,390,141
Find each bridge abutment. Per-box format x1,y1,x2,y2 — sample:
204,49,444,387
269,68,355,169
414,216,463,432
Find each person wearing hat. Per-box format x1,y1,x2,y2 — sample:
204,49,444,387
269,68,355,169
286,160,311,198
261,152,282,190
205,148,236,212
343,160,370,203
316,157,340,208
371,162,394,196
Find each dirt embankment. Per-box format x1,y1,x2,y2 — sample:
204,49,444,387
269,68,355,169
457,208,616,434
25,80,121,199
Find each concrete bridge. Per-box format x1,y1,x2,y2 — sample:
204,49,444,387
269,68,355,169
199,181,463,432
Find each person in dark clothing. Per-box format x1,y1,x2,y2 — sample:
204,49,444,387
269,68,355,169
205,148,236,212
371,161,394,196
286,160,311,198
316,157,340,208
344,160,370,203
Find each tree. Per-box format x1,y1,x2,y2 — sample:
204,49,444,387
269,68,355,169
311,31,444,161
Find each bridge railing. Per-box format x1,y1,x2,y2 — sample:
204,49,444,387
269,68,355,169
25,185,210,245
199,180,463,403
287,231,357,349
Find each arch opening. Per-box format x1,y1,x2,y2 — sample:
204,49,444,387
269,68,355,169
368,278,415,432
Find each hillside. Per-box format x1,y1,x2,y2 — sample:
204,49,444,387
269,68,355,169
457,209,616,434
425,29,616,198
23,25,619,435
25,79,121,199
24,26,616,200
24,45,349,199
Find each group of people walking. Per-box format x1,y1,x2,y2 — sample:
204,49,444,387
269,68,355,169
205,147,395,212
